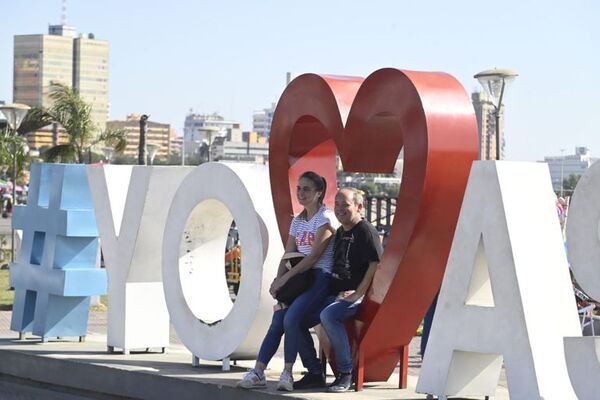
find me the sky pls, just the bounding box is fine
[1,0,598,161]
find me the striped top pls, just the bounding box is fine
[288,206,338,273]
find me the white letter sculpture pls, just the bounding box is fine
[162,162,281,364]
[564,160,600,400]
[417,161,580,399]
[87,165,194,354]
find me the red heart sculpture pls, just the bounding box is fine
[269,68,478,386]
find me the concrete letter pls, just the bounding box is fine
[564,160,600,400]
[417,161,580,400]
[87,165,193,352]
[162,162,281,360]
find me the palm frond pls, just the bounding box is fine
[96,128,128,154]
[17,107,54,135]
[42,144,76,163]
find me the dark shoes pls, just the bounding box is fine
[293,372,326,390]
[328,372,353,392]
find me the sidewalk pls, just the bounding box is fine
[0,310,510,399]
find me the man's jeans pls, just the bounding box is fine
[319,295,363,374]
[256,269,330,374]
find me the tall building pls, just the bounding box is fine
[471,91,505,160]
[252,103,275,138]
[73,35,109,131]
[183,112,240,158]
[13,23,109,132]
[106,114,171,161]
[542,147,597,193]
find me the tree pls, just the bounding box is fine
[562,174,581,196]
[35,83,126,164]
[0,106,52,184]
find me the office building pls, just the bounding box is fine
[183,112,241,158]
[252,103,275,138]
[73,35,109,131]
[106,114,170,160]
[13,23,109,133]
[471,91,505,160]
[542,147,597,193]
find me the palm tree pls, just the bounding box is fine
[0,106,52,185]
[39,83,126,163]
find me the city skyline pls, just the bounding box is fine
[1,0,598,162]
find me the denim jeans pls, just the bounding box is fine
[319,295,363,374]
[420,291,439,357]
[256,269,330,374]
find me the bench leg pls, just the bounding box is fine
[355,348,365,391]
[399,344,409,389]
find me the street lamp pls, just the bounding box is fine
[146,143,160,165]
[474,69,518,160]
[0,103,31,263]
[560,148,565,197]
[101,147,114,163]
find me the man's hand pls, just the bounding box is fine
[336,290,357,301]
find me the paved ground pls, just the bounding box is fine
[0,309,511,399]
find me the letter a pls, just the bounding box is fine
[417,161,580,400]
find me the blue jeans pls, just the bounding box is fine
[319,295,362,374]
[420,292,439,357]
[256,269,330,374]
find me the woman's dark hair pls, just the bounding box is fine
[299,171,327,205]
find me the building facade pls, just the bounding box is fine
[183,112,241,158]
[73,35,109,131]
[106,114,170,161]
[13,24,109,133]
[252,103,275,138]
[471,92,505,160]
[542,147,597,194]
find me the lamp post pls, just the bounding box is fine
[101,147,114,163]
[474,69,518,160]
[560,148,565,197]
[146,143,160,165]
[0,103,31,263]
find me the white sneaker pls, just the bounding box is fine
[277,370,294,391]
[236,368,266,389]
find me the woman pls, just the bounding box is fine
[237,171,337,391]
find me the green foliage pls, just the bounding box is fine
[562,174,581,196]
[0,269,13,311]
[22,83,127,164]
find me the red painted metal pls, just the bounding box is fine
[269,68,478,385]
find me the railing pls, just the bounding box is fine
[364,195,396,233]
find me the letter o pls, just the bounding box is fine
[566,161,600,301]
[162,162,281,360]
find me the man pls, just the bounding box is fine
[319,187,383,392]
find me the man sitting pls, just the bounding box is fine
[319,188,383,392]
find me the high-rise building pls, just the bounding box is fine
[106,114,171,161]
[541,147,597,193]
[73,35,109,131]
[471,91,505,160]
[183,112,240,158]
[13,23,109,133]
[252,103,275,138]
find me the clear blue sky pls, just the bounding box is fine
[1,0,598,161]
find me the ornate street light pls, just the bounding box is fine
[0,103,31,262]
[146,143,160,165]
[474,69,518,160]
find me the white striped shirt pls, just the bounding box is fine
[288,206,338,273]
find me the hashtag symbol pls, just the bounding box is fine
[10,164,106,342]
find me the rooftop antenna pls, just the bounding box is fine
[61,0,67,25]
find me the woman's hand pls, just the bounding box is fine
[269,276,288,298]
